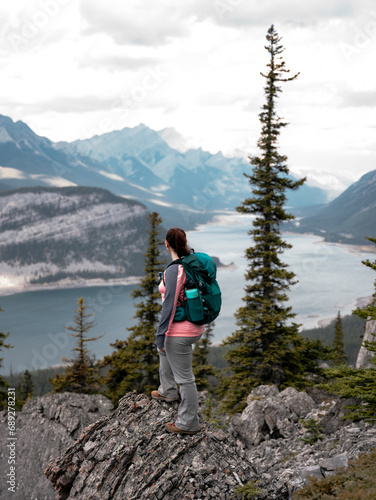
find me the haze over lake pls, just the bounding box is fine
[1,214,374,374]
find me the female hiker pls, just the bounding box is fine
[152,227,204,435]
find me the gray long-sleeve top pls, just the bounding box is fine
[155,263,179,349]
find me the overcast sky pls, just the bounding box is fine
[0,0,375,196]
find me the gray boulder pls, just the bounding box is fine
[229,385,315,447]
[0,392,113,500]
[319,453,348,476]
[280,386,316,420]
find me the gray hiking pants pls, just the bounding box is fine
[157,334,202,431]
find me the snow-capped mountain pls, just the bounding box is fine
[58,123,254,216]
[0,114,328,229]
[157,127,197,152]
[0,115,179,226]
[0,186,150,292]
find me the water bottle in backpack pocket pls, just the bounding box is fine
[185,288,204,323]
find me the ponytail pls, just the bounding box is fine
[165,227,193,258]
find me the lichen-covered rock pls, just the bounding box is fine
[0,392,113,500]
[45,392,256,500]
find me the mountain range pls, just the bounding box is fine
[291,168,376,245]
[0,115,376,280]
[0,114,328,229]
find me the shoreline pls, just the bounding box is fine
[195,215,376,256]
[0,260,236,298]
[283,230,376,255]
[0,276,142,297]
[0,226,374,298]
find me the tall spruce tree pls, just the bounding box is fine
[220,25,329,413]
[102,212,166,402]
[50,297,102,394]
[192,322,216,390]
[332,311,347,366]
[0,308,13,410]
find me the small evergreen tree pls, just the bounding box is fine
[102,212,166,402]
[0,308,13,410]
[192,323,217,390]
[18,369,34,404]
[50,297,102,394]
[332,311,347,366]
[219,25,329,413]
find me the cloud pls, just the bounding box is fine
[0,1,75,56]
[0,165,76,187]
[78,0,363,49]
[98,170,125,181]
[32,175,77,188]
[80,0,192,46]
[189,0,359,28]
[197,92,247,107]
[289,165,352,196]
[78,54,159,72]
[8,95,121,115]
[339,89,376,108]
[1,0,374,191]
[0,166,26,179]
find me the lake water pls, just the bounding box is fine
[1,213,375,374]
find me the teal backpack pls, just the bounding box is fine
[167,252,222,325]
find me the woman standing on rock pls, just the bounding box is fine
[152,227,204,435]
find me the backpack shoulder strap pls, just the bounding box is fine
[165,256,197,285]
[165,255,206,287]
[166,258,183,270]
[162,258,182,285]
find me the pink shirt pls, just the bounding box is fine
[159,263,204,338]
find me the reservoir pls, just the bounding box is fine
[1,214,374,374]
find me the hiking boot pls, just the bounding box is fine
[151,390,180,402]
[165,422,200,435]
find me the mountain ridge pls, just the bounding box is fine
[0,114,328,228]
[0,185,150,292]
[292,168,376,245]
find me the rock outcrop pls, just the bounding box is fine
[44,387,376,500]
[229,385,376,497]
[45,392,256,499]
[356,319,376,368]
[0,393,113,500]
[3,386,376,499]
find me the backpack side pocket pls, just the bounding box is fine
[186,288,204,323]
